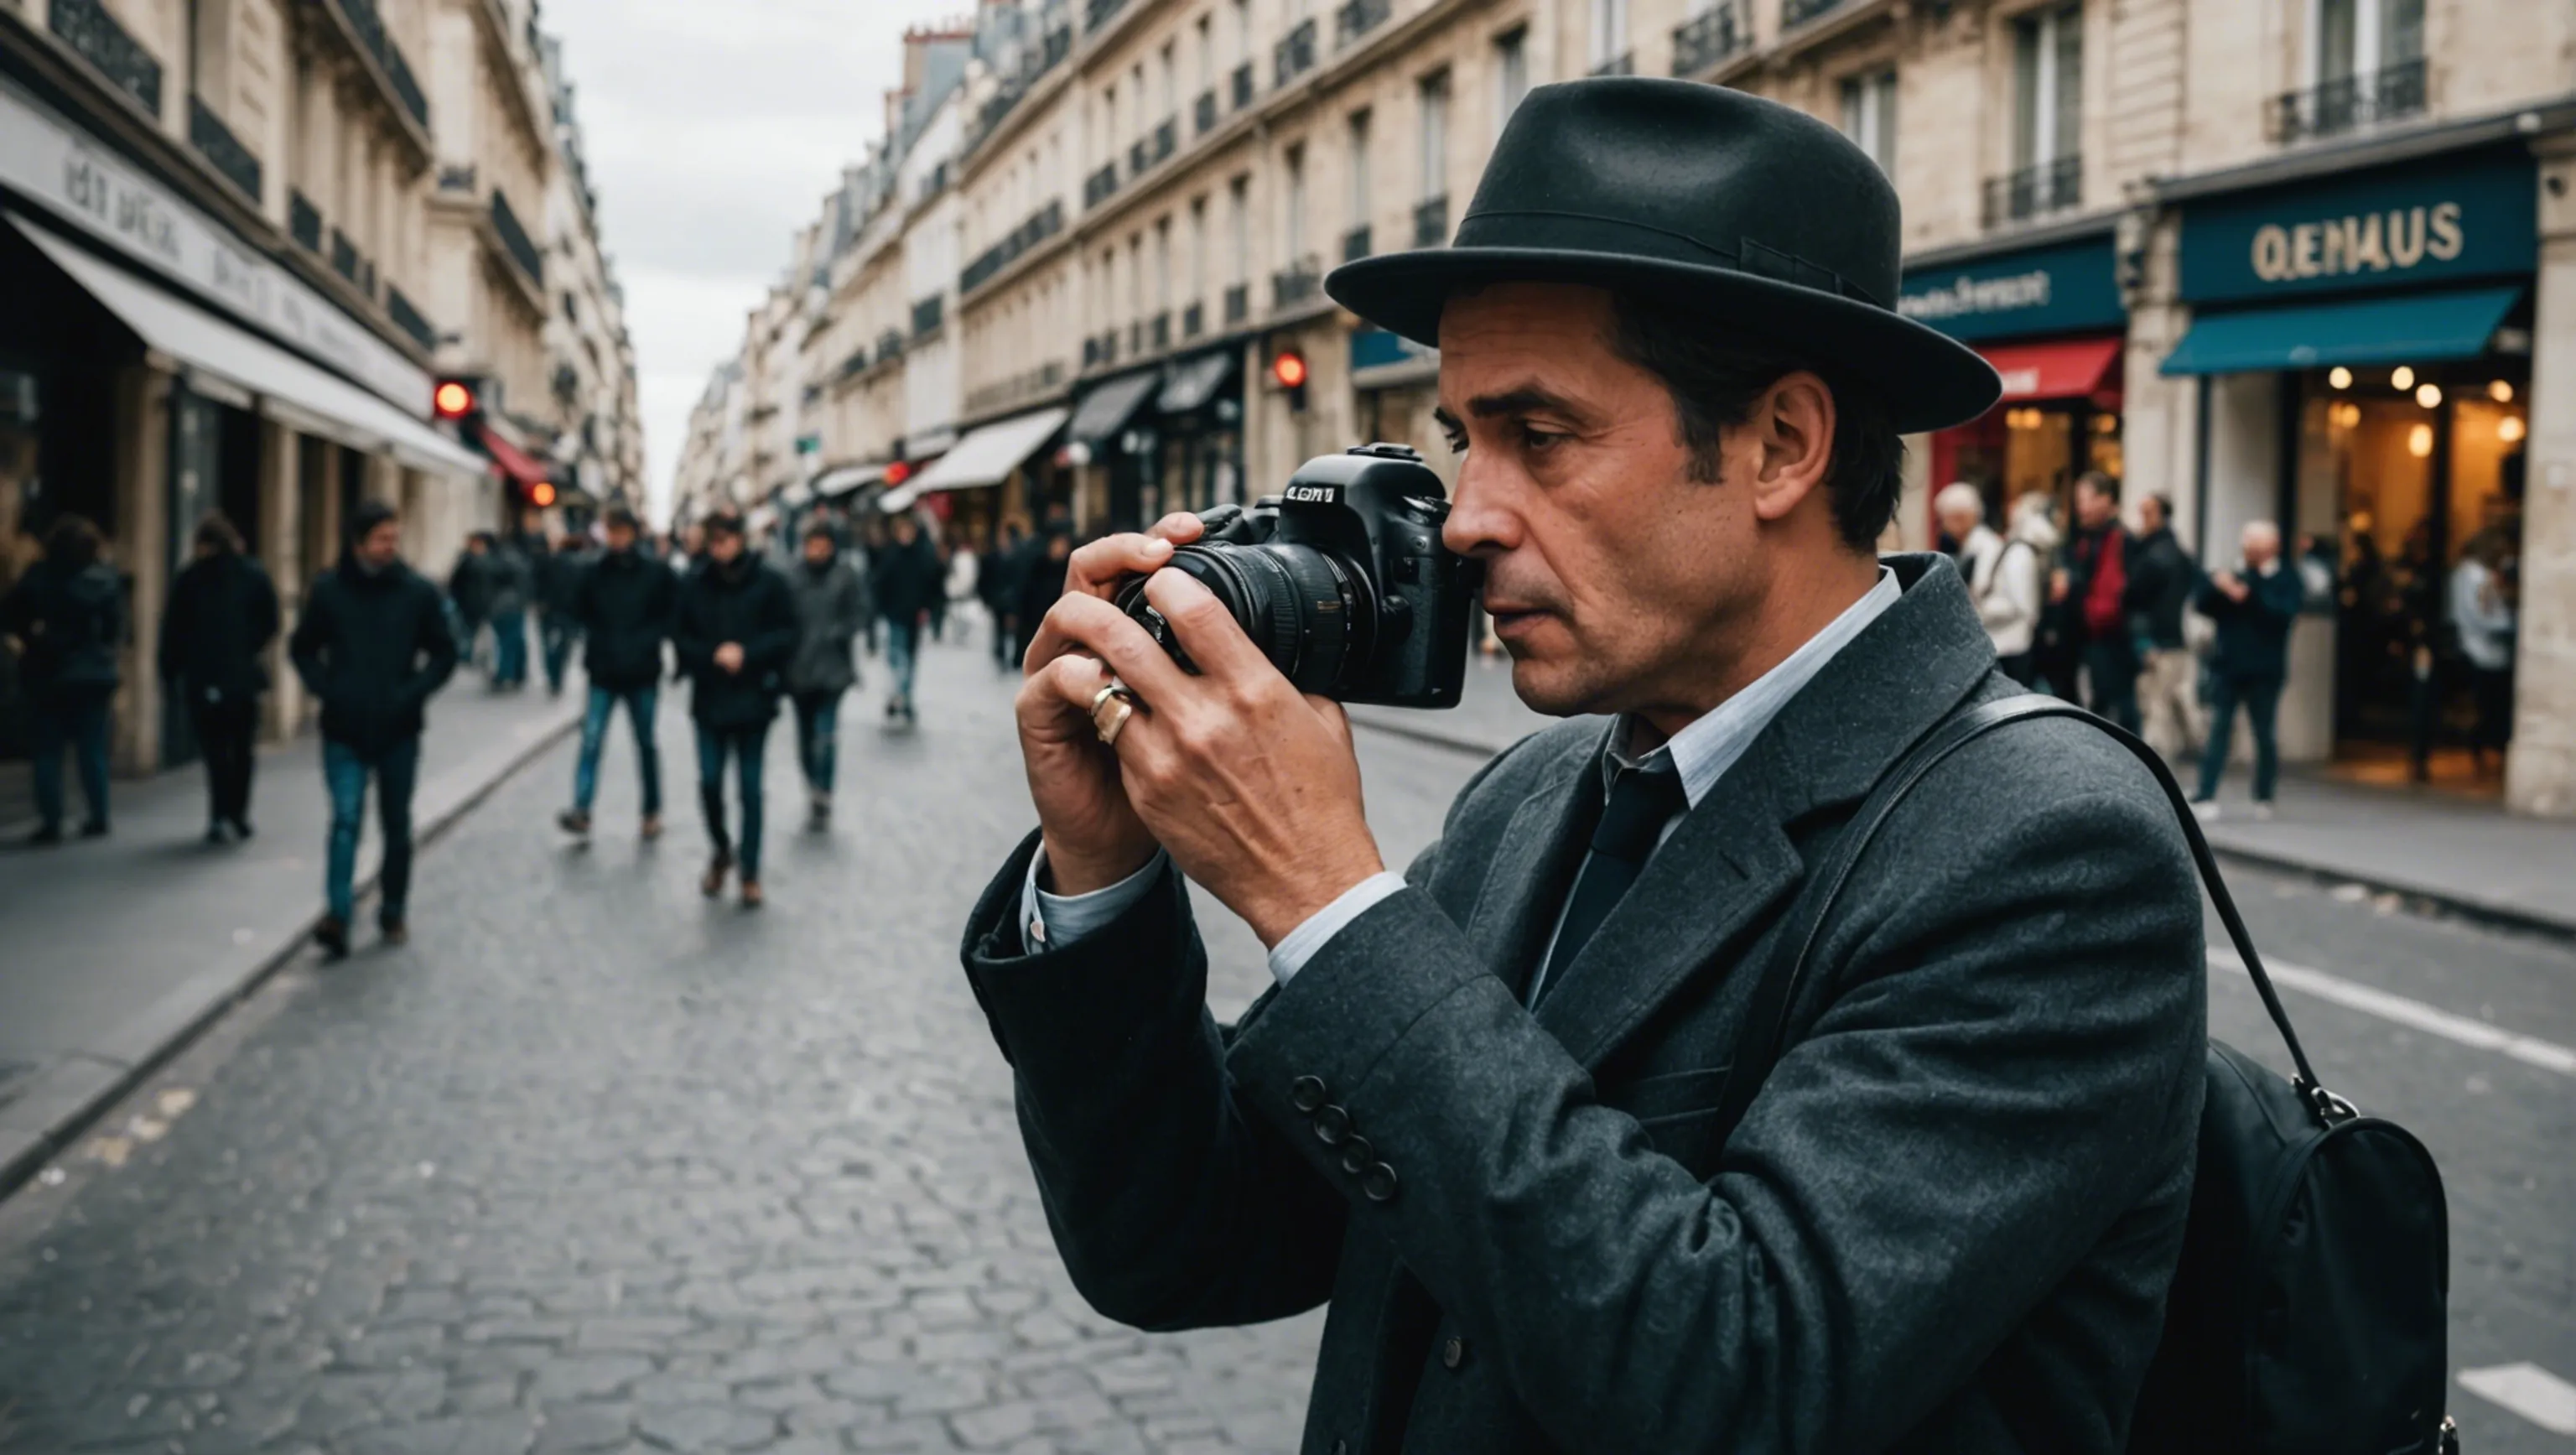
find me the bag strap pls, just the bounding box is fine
[1709,694,2342,1144]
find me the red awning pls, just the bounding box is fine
[1978,337,2124,403]
[475,423,554,487]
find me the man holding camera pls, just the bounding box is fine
[963,81,2205,1452]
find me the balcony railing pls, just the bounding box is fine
[1275,19,1318,87]
[1342,224,1373,262]
[1183,301,1205,338]
[1223,283,1249,325]
[1083,162,1120,209]
[1195,89,1219,135]
[387,285,438,353]
[1589,51,1635,77]
[490,188,544,286]
[1335,0,1392,47]
[1231,62,1256,111]
[2268,59,2428,145]
[1413,195,1450,247]
[1155,117,1177,162]
[50,0,162,117]
[1083,0,1128,30]
[330,0,431,133]
[911,294,945,338]
[187,96,262,201]
[1273,256,1322,311]
[288,190,324,252]
[1982,154,2082,229]
[875,329,906,364]
[960,198,1067,294]
[328,227,364,289]
[1781,0,1848,26]
[1671,2,1752,75]
[436,162,477,195]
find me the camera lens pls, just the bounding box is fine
[1116,542,1376,692]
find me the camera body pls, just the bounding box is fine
[1114,443,1473,709]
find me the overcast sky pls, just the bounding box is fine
[541,0,968,518]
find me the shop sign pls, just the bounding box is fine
[1898,236,2124,342]
[2178,148,2537,305]
[0,76,432,413]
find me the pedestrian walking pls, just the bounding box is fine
[535,533,589,698]
[2064,470,2141,732]
[2449,530,2517,775]
[288,500,458,957]
[158,513,280,844]
[2127,493,2204,761]
[673,511,797,907]
[0,514,122,843]
[1935,483,2041,686]
[786,521,866,828]
[978,522,1026,671]
[558,507,675,841]
[1014,527,1072,668]
[445,533,495,673]
[870,512,940,722]
[2192,519,2305,821]
[486,532,535,690]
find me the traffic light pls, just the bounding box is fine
[529,481,558,509]
[1271,349,1308,413]
[884,460,912,487]
[432,379,476,421]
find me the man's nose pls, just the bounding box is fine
[1441,458,1519,560]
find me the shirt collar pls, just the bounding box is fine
[1602,567,1903,808]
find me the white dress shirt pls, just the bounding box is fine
[1021,569,1902,985]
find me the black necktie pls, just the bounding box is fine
[1530,765,1687,1006]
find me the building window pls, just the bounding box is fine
[1348,110,1371,228]
[1495,29,1530,126]
[2012,3,2081,174]
[1228,174,1250,283]
[1418,70,1449,201]
[1588,0,1629,70]
[1197,13,1214,87]
[1232,0,1252,64]
[1190,195,1208,303]
[1155,216,1172,311]
[2316,0,2425,85]
[1839,70,1895,174]
[1285,143,1307,261]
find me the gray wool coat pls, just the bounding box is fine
[959,554,2208,1454]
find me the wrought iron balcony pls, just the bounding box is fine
[1183,301,1205,338]
[1275,19,1318,88]
[1083,0,1128,31]
[1413,195,1450,247]
[329,227,363,288]
[436,162,478,195]
[489,188,544,286]
[1272,256,1322,311]
[1589,51,1634,77]
[911,294,945,339]
[875,329,906,363]
[1335,0,1392,47]
[1083,163,1120,209]
[288,190,324,253]
[1781,0,1847,26]
[1671,2,1752,75]
[1041,24,1073,69]
[1982,154,2082,229]
[1223,283,1249,325]
[1195,89,1219,135]
[187,96,262,201]
[1342,224,1373,262]
[50,0,162,117]
[330,0,431,133]
[2268,59,2427,145]
[387,285,437,353]
[1155,117,1177,162]
[1231,62,1256,111]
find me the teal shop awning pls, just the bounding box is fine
[2160,287,2521,376]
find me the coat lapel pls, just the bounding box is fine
[1461,721,1614,1004]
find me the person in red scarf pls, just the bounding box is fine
[2063,471,2141,732]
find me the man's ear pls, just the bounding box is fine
[1748,371,1836,527]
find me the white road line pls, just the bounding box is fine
[2206,947,2576,1078]
[2458,1362,2576,1436]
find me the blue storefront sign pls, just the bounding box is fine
[2178,147,2537,305]
[1897,236,2125,342]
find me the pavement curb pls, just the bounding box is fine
[0,710,582,1202]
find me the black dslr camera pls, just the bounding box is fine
[1112,443,1474,709]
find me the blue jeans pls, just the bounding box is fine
[2197,674,2284,804]
[29,687,112,831]
[695,720,771,880]
[540,616,581,694]
[792,690,839,795]
[323,736,421,924]
[574,685,660,815]
[490,611,528,686]
[886,621,919,705]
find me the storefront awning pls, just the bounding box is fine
[2159,287,2523,376]
[475,423,553,487]
[1980,337,2124,402]
[900,406,1069,498]
[1067,370,1161,447]
[813,462,886,499]
[12,216,486,478]
[1158,351,1236,413]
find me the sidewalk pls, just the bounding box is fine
[0,679,580,1193]
[1348,653,2576,941]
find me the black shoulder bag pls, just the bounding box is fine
[1713,695,2457,1455]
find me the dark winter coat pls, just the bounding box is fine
[486,543,536,617]
[446,549,496,622]
[963,554,2206,1455]
[537,544,589,616]
[869,536,943,625]
[289,555,458,760]
[572,548,678,691]
[1015,547,1071,637]
[673,554,798,729]
[158,552,281,705]
[2124,527,2197,651]
[2196,559,2307,683]
[787,554,868,695]
[2,559,125,704]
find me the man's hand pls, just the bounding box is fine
[714,642,745,673]
[1024,537,1383,947]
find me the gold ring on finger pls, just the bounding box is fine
[1092,695,1135,746]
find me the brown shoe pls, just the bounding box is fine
[739,880,764,910]
[378,914,408,946]
[700,852,732,898]
[640,814,662,841]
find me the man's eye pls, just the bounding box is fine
[1519,424,1569,449]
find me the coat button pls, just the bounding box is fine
[1360,1161,1400,1203]
[1290,1075,1327,1112]
[1311,1103,1352,1146]
[1441,1335,1466,1369]
[1337,1134,1375,1177]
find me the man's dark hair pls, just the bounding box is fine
[1607,292,1904,551]
[350,500,400,543]
[2146,491,2174,521]
[193,512,244,555]
[703,510,745,538]
[803,518,839,546]
[44,514,101,569]
[603,506,641,533]
[2077,470,2121,505]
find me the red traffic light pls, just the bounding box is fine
[433,381,475,419]
[1270,351,1309,390]
[884,460,912,486]
[529,481,558,508]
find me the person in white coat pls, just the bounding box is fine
[1937,482,2044,684]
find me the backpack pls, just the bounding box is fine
[1712,694,2457,1455]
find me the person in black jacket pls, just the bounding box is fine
[559,507,675,840]
[289,500,458,957]
[868,511,941,722]
[2191,519,2307,821]
[978,522,1027,671]
[672,510,797,907]
[0,514,123,843]
[445,533,495,672]
[1013,527,1072,669]
[158,513,280,843]
[2125,494,2202,762]
[535,533,589,698]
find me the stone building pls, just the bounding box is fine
[537,29,641,515]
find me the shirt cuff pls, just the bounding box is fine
[1021,847,1168,953]
[1266,871,1409,986]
